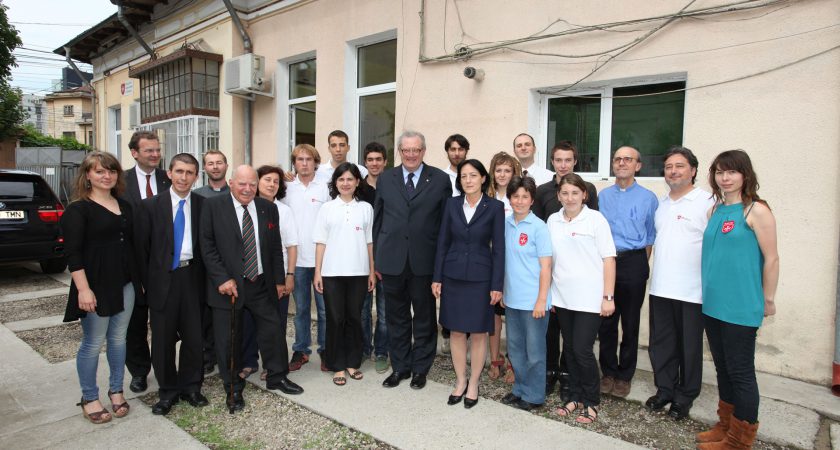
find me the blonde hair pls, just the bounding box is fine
[487,151,522,198]
[73,151,125,202]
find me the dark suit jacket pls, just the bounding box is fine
[200,195,284,310]
[123,166,171,206]
[432,195,505,291]
[373,164,452,276]
[136,190,206,312]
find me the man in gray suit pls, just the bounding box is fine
[374,130,452,390]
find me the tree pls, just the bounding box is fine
[0,4,21,82]
[0,82,25,140]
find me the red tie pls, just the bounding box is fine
[145,174,153,198]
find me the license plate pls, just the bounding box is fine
[0,210,24,219]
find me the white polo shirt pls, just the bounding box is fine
[312,197,373,277]
[521,163,553,186]
[548,206,616,314]
[273,199,299,274]
[495,192,512,217]
[281,176,330,267]
[315,160,368,184]
[649,187,715,304]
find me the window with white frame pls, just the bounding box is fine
[140,116,219,188]
[109,106,122,160]
[289,58,316,148]
[541,77,686,178]
[356,39,396,168]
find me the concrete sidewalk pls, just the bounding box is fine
[1,266,838,449]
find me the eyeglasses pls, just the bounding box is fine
[613,156,637,164]
[400,147,423,155]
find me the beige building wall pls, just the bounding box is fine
[44,95,92,143]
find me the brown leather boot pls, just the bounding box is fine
[696,400,734,443]
[697,417,759,450]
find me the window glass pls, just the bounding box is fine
[290,59,316,99]
[138,56,220,123]
[291,101,316,147]
[546,95,601,173]
[358,40,397,88]
[359,92,396,168]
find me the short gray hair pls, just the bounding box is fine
[397,130,426,150]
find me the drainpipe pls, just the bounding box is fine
[64,47,96,151]
[833,232,840,396]
[222,0,252,166]
[116,1,156,60]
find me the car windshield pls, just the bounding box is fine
[0,178,53,201]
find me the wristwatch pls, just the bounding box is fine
[602,295,614,302]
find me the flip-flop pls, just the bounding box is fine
[348,370,364,380]
[333,375,347,386]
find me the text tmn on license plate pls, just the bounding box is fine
[0,210,24,219]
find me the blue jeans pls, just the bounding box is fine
[78,283,135,401]
[505,307,549,404]
[292,267,326,354]
[361,281,388,358]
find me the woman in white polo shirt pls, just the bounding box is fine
[548,173,616,424]
[313,162,376,386]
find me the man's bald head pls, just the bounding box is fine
[230,164,258,204]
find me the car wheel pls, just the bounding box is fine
[39,258,67,274]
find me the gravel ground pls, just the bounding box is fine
[427,354,788,450]
[141,375,395,450]
[0,295,67,323]
[15,322,86,363]
[0,266,65,294]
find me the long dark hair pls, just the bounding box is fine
[708,149,768,208]
[455,159,490,195]
[256,165,288,200]
[328,162,363,200]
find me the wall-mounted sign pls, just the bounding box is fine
[121,80,134,96]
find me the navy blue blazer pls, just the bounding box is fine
[432,195,505,291]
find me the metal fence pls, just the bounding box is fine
[15,147,84,205]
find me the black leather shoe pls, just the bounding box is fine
[129,375,147,393]
[447,382,468,405]
[151,397,179,415]
[645,394,671,412]
[410,373,427,390]
[464,389,479,409]
[225,391,245,412]
[513,399,542,411]
[180,392,209,407]
[266,376,304,395]
[545,370,558,396]
[382,371,411,388]
[668,402,690,420]
[501,392,521,405]
[558,372,572,402]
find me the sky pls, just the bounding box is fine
[4,0,116,95]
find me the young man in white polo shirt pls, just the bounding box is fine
[512,133,553,186]
[646,146,715,420]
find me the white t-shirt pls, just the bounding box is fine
[649,187,715,303]
[521,163,553,186]
[273,199,299,274]
[312,197,373,277]
[443,166,459,197]
[315,160,368,184]
[495,192,512,217]
[281,177,330,267]
[548,206,616,313]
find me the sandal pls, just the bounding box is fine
[77,398,112,424]
[488,358,505,380]
[503,355,515,384]
[347,369,364,381]
[108,390,130,418]
[555,401,581,417]
[333,374,347,386]
[239,366,258,379]
[575,405,599,424]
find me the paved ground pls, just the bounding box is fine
[1,263,838,449]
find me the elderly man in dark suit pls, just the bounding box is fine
[200,165,303,412]
[136,153,208,416]
[374,130,452,390]
[123,130,171,394]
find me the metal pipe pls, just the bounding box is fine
[116,1,156,59]
[222,0,253,165]
[64,46,96,150]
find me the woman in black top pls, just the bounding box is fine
[62,151,140,424]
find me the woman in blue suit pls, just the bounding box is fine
[432,159,505,409]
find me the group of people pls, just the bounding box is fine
[62,128,777,449]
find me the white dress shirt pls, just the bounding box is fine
[463,195,482,223]
[170,188,193,262]
[135,167,158,200]
[521,162,553,186]
[231,194,263,276]
[443,166,459,196]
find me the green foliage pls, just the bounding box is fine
[19,124,92,150]
[0,4,21,82]
[0,83,25,140]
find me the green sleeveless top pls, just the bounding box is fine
[701,202,765,327]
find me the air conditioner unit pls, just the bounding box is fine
[225,53,265,94]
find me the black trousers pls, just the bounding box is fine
[545,309,568,374]
[202,301,216,367]
[323,276,367,371]
[704,314,760,423]
[242,294,290,369]
[150,265,203,401]
[557,307,601,407]
[648,295,704,405]
[598,249,649,381]
[126,303,151,378]
[382,265,437,375]
[212,275,290,390]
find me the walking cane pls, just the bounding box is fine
[228,294,237,414]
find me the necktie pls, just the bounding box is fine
[145,174,153,198]
[406,172,415,195]
[171,199,186,270]
[241,204,259,281]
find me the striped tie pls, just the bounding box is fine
[241,204,258,281]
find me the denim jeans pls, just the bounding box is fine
[78,282,135,401]
[505,307,549,404]
[292,267,326,354]
[361,281,388,358]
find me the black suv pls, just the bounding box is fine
[0,169,67,273]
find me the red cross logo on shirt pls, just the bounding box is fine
[519,233,528,246]
[722,220,735,234]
